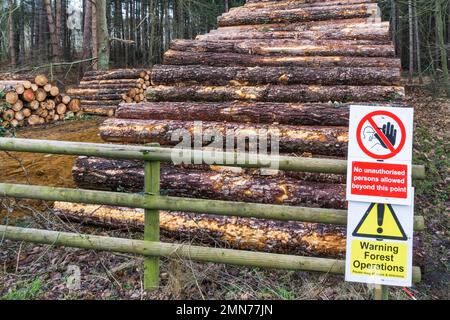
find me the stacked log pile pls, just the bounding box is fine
[0,75,81,128]
[57,0,407,256]
[68,69,151,116]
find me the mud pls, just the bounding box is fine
[0,119,104,218]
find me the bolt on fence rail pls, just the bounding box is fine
[0,138,426,299]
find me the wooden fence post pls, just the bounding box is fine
[374,285,389,300]
[144,143,161,291]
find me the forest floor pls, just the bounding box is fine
[0,91,448,300]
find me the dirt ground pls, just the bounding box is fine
[0,93,448,300]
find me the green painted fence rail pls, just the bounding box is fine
[0,137,426,299]
[0,138,427,178]
[0,183,426,231]
[0,225,422,284]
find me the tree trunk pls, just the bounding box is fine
[44,0,61,61]
[72,157,347,209]
[151,65,401,86]
[53,202,347,257]
[99,118,349,156]
[146,85,405,103]
[435,0,450,97]
[92,0,98,70]
[81,0,93,71]
[163,50,401,68]
[8,0,16,68]
[96,0,109,70]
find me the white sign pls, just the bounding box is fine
[345,197,414,287]
[348,106,414,162]
[346,106,414,206]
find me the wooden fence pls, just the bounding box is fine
[0,138,426,299]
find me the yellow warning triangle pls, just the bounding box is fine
[352,203,407,241]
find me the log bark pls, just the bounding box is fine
[242,0,376,11]
[146,85,405,103]
[99,118,348,156]
[81,105,116,116]
[213,19,386,34]
[53,202,346,257]
[151,65,400,86]
[198,28,389,42]
[80,100,121,106]
[67,88,129,95]
[163,50,401,68]
[82,69,147,81]
[72,157,347,209]
[170,39,394,57]
[218,3,378,27]
[116,101,353,126]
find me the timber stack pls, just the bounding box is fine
[0,74,81,128]
[68,69,151,116]
[58,0,407,257]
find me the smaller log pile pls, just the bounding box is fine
[121,70,152,104]
[0,75,81,128]
[69,69,151,117]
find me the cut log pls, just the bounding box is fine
[22,89,35,103]
[53,202,347,257]
[14,111,24,121]
[35,88,47,102]
[23,80,32,89]
[100,118,348,156]
[212,20,388,36]
[68,99,81,112]
[43,84,52,92]
[61,95,71,105]
[31,84,39,92]
[82,69,147,81]
[29,100,40,110]
[70,94,124,100]
[11,100,23,111]
[241,0,376,11]
[22,108,31,117]
[218,3,378,27]
[163,50,401,68]
[67,88,129,95]
[146,85,405,103]
[151,65,400,86]
[34,74,49,87]
[116,101,354,126]
[15,84,25,95]
[79,100,121,107]
[170,39,393,56]
[5,91,19,104]
[81,105,116,117]
[73,157,347,209]
[2,109,15,121]
[56,103,67,115]
[50,86,60,97]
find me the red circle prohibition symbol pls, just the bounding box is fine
[356,110,407,160]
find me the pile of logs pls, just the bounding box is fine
[68,69,151,117]
[56,0,408,256]
[0,75,81,128]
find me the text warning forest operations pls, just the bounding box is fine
[346,106,414,205]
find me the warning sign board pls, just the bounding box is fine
[348,106,414,162]
[347,159,412,205]
[347,106,414,205]
[345,199,414,287]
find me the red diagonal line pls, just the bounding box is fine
[367,117,396,153]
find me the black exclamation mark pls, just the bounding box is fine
[377,204,385,234]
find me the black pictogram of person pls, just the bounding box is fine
[363,122,398,150]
